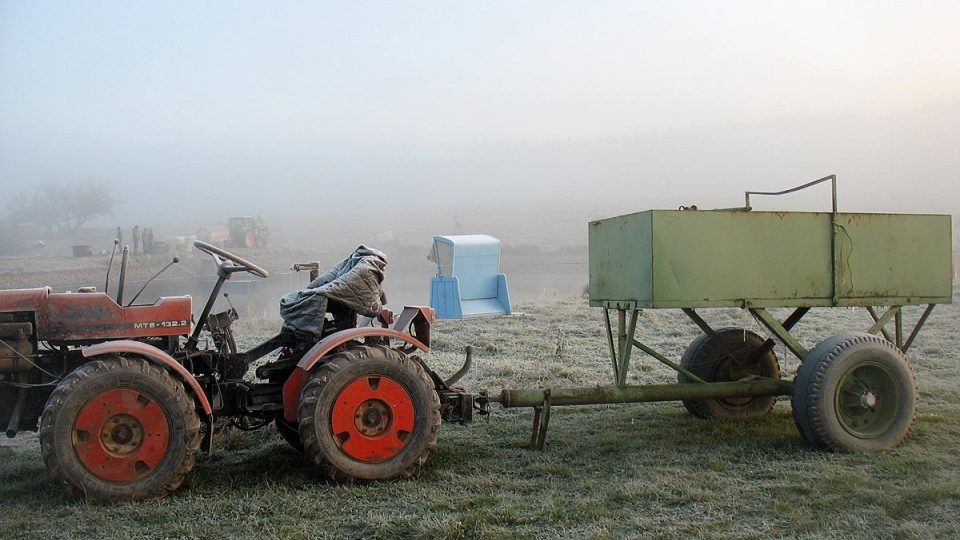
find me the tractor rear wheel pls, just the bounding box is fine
[679,328,781,418]
[297,345,441,482]
[792,333,917,452]
[39,356,201,501]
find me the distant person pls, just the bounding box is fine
[144,228,154,254]
[132,225,140,255]
[116,226,123,246]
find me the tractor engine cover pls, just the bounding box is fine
[0,288,193,342]
[35,291,193,342]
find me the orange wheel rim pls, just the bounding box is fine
[330,376,415,463]
[72,388,170,482]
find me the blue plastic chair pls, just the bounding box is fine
[429,235,511,319]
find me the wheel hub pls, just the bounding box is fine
[836,361,900,439]
[101,414,144,455]
[355,400,391,436]
[331,376,415,463]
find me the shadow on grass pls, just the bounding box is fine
[0,403,813,506]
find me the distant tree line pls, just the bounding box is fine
[6,179,117,235]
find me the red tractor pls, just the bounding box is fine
[0,241,482,501]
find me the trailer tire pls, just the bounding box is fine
[39,356,201,502]
[792,333,917,452]
[679,328,781,418]
[297,345,441,482]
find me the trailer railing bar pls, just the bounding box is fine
[632,339,708,384]
[529,405,542,449]
[867,306,901,336]
[603,309,619,383]
[751,307,809,363]
[616,309,626,385]
[902,304,936,353]
[681,308,718,338]
[616,310,639,387]
[865,306,894,342]
[895,309,903,349]
[744,174,837,214]
[749,308,809,360]
[681,308,757,370]
[713,205,753,212]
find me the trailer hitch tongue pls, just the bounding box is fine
[444,346,473,387]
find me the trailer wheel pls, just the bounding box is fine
[297,345,441,482]
[792,333,917,452]
[39,356,201,501]
[679,328,781,418]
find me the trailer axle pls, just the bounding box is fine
[490,379,793,450]
[492,379,793,409]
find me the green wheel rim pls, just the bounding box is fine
[834,361,901,439]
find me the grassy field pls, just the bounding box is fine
[1,285,958,538]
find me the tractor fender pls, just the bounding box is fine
[82,340,213,416]
[282,327,429,423]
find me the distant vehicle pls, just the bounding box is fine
[196,216,268,249]
[228,216,268,248]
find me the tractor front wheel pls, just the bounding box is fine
[297,345,441,482]
[39,357,201,501]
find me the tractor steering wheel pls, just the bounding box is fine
[193,240,269,278]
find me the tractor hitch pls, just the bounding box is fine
[435,347,489,424]
[439,389,490,425]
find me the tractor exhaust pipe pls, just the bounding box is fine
[5,387,26,438]
[104,239,119,293]
[116,245,129,305]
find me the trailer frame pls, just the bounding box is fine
[491,176,949,450]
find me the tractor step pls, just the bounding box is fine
[255,357,298,381]
[241,382,284,412]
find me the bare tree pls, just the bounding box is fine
[7,179,117,234]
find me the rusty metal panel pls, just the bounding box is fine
[588,211,652,309]
[650,211,833,307]
[834,213,953,302]
[38,293,192,341]
[0,288,50,313]
[589,210,952,309]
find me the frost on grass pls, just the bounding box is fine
[0,254,958,539]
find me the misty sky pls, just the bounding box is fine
[1,1,958,226]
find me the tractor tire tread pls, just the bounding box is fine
[39,356,202,501]
[297,345,440,483]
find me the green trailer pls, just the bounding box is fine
[491,176,953,452]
